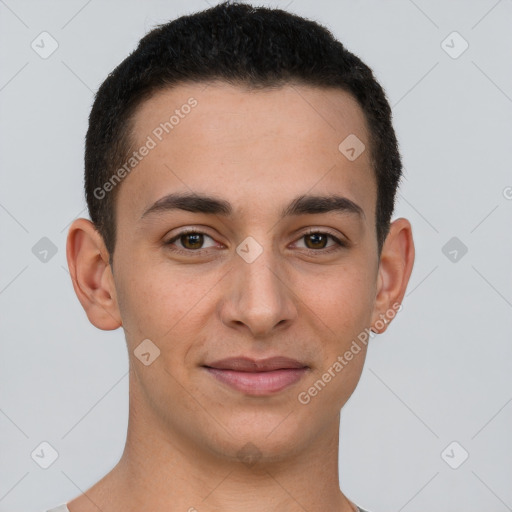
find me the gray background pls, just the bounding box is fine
[1,1,511,511]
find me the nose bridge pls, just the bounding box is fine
[223,233,296,335]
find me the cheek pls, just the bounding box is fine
[297,271,372,413]
[114,260,217,347]
[297,265,374,337]
[113,257,166,341]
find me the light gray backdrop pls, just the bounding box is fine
[1,1,511,511]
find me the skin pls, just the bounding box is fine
[66,81,415,512]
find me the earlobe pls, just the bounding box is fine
[66,218,122,330]
[371,217,415,334]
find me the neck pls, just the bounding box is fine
[67,378,358,512]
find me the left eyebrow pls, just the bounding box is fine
[281,194,365,220]
[140,192,365,221]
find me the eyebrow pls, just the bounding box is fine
[140,192,365,221]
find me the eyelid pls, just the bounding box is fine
[293,228,348,249]
[164,227,348,255]
[165,228,220,251]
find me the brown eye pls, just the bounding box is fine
[165,231,217,253]
[295,230,345,252]
[304,232,329,249]
[180,232,204,249]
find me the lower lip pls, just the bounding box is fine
[204,367,308,395]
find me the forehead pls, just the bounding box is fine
[119,81,376,224]
[132,81,370,151]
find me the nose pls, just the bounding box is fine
[219,243,298,338]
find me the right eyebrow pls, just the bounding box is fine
[140,192,232,219]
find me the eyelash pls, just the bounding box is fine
[164,228,347,256]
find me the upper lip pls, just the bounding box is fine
[203,356,308,372]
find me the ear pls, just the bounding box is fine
[371,217,415,333]
[66,218,122,330]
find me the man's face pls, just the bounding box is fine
[112,82,380,461]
